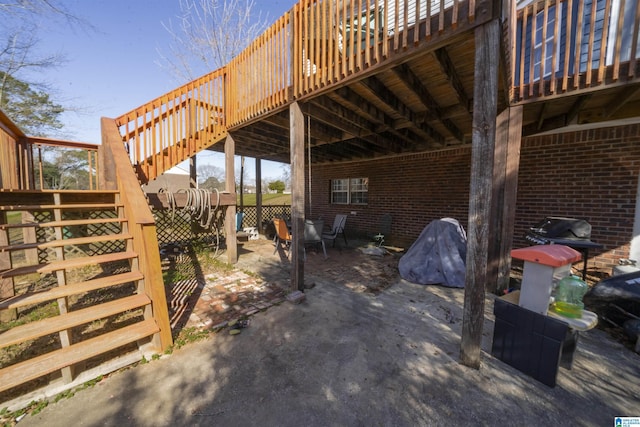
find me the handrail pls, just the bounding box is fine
[114,68,227,184]
[101,117,172,351]
[0,110,30,190]
[30,139,100,191]
[511,0,640,102]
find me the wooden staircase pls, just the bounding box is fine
[0,189,168,397]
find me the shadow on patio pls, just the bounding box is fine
[163,237,403,336]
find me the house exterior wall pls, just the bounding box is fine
[309,123,640,277]
[309,147,471,247]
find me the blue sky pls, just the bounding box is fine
[33,0,296,182]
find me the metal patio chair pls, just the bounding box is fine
[304,219,327,260]
[322,214,348,247]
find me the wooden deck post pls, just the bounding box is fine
[256,158,263,234]
[488,106,523,294]
[225,134,238,264]
[189,154,197,188]
[460,18,501,369]
[0,211,16,322]
[290,102,305,291]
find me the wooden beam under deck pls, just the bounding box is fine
[146,192,236,210]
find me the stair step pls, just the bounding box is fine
[0,217,125,230]
[0,293,151,349]
[0,271,144,310]
[0,233,132,252]
[0,318,159,393]
[0,251,138,279]
[0,203,123,211]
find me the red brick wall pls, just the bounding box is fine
[310,123,640,276]
[309,147,471,247]
[515,124,640,276]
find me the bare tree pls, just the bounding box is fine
[157,0,269,82]
[280,163,291,191]
[198,163,225,182]
[0,0,89,83]
[0,1,92,136]
[0,1,82,20]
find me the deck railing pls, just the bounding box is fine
[1,110,99,191]
[292,0,471,97]
[29,137,99,191]
[116,0,480,182]
[227,13,292,127]
[114,0,640,171]
[511,0,640,102]
[0,109,30,190]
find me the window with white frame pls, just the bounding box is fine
[331,177,368,205]
[349,177,368,204]
[331,179,349,204]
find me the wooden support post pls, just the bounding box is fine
[460,19,500,369]
[53,192,76,383]
[189,154,197,188]
[189,154,198,239]
[21,211,38,265]
[0,211,16,322]
[290,102,305,291]
[488,106,523,294]
[256,158,263,233]
[239,156,245,213]
[225,134,238,264]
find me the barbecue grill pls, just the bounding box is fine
[524,217,603,279]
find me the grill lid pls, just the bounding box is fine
[529,217,592,239]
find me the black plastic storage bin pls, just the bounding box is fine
[492,298,570,387]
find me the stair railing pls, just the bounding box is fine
[114,68,228,184]
[100,117,173,351]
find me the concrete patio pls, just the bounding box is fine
[14,238,640,426]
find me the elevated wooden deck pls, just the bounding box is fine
[114,0,498,183]
[113,0,640,184]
